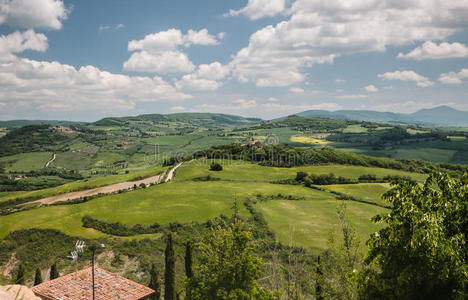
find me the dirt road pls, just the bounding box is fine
[30,163,183,205]
[45,153,56,167]
[165,162,183,182]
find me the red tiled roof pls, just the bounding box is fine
[32,266,154,300]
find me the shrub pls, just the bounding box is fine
[210,162,223,171]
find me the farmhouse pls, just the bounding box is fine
[32,266,154,300]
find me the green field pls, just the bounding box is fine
[0,180,336,239]
[342,124,368,133]
[175,159,427,183]
[323,183,391,206]
[0,152,54,172]
[256,199,386,252]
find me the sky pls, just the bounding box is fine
[1,0,468,121]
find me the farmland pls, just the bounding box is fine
[0,112,466,291]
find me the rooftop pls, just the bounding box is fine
[32,266,154,300]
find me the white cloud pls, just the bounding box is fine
[184,29,219,46]
[398,41,468,60]
[175,62,229,91]
[229,0,468,87]
[225,0,286,20]
[171,105,185,111]
[0,30,48,60]
[438,68,468,84]
[378,70,434,87]
[335,94,367,99]
[123,28,221,74]
[116,24,125,29]
[0,0,69,29]
[190,99,342,118]
[364,84,378,92]
[289,87,304,93]
[124,50,195,74]
[0,31,191,114]
[98,25,110,31]
[267,97,278,102]
[335,78,346,83]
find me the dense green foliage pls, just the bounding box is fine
[34,268,42,286]
[186,221,276,299]
[15,264,25,284]
[209,162,223,171]
[149,264,161,300]
[192,143,455,174]
[0,125,73,157]
[164,233,176,300]
[50,262,59,280]
[358,173,468,299]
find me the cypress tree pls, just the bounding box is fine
[184,242,193,278]
[149,264,161,300]
[34,268,43,286]
[15,264,25,285]
[164,233,175,300]
[50,262,59,280]
[315,256,323,300]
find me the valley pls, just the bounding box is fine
[0,110,466,297]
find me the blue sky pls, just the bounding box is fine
[1,0,468,121]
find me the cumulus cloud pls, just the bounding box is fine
[123,28,221,74]
[190,99,342,118]
[398,41,468,60]
[225,0,286,20]
[364,84,378,92]
[229,0,468,87]
[116,24,125,29]
[0,31,191,114]
[175,62,229,91]
[378,70,434,87]
[438,68,468,84]
[0,0,69,29]
[0,30,48,60]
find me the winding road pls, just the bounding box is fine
[30,162,183,205]
[45,153,56,167]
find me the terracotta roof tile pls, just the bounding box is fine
[32,266,154,300]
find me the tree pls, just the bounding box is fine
[164,233,176,300]
[186,220,276,299]
[34,268,43,286]
[317,202,361,300]
[149,264,161,300]
[358,173,468,299]
[295,171,308,182]
[15,264,25,285]
[185,242,193,278]
[210,163,222,171]
[50,262,59,280]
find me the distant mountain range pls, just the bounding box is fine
[1,106,467,128]
[293,106,468,126]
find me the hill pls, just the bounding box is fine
[93,112,262,129]
[294,106,468,126]
[409,105,468,126]
[0,120,86,127]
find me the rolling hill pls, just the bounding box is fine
[294,106,468,126]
